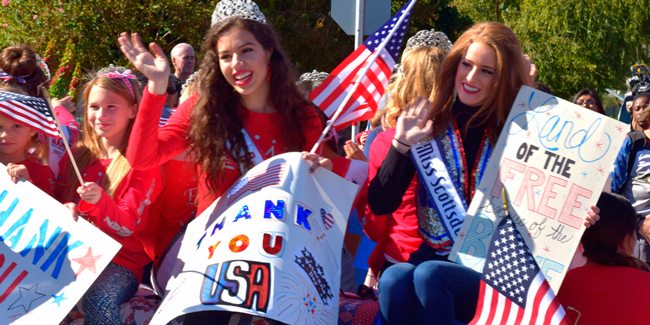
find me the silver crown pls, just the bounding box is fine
[211,0,267,26]
[405,30,452,52]
[298,70,329,84]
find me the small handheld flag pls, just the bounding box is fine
[0,90,60,138]
[309,0,415,152]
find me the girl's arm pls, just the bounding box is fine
[126,89,193,169]
[77,167,162,237]
[118,32,189,169]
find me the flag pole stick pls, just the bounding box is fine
[310,0,417,153]
[350,0,366,143]
[39,86,85,185]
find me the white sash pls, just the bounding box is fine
[411,139,467,242]
[226,129,264,174]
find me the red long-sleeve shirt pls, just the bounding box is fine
[127,89,323,215]
[365,128,422,271]
[141,158,198,263]
[20,158,55,197]
[57,158,162,280]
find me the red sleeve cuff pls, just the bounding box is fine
[144,86,168,101]
[77,192,109,214]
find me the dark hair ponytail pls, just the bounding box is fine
[582,192,649,271]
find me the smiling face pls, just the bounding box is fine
[217,27,272,106]
[454,41,497,107]
[0,114,36,163]
[86,85,136,145]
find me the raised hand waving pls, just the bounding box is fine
[118,32,169,95]
[393,97,434,153]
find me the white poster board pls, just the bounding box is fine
[151,152,359,325]
[450,86,628,292]
[0,163,121,324]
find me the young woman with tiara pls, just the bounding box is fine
[118,0,327,217]
[56,66,162,324]
[364,29,451,279]
[367,22,598,324]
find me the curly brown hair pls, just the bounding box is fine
[189,17,311,193]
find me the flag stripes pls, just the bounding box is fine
[309,0,413,130]
[0,91,60,138]
[226,163,286,205]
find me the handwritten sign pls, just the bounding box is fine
[0,163,121,324]
[450,86,627,292]
[150,152,359,325]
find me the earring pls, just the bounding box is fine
[266,64,272,82]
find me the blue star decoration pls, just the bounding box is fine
[51,292,66,307]
[581,171,588,178]
[9,283,48,314]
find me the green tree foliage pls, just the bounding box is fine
[0,0,470,95]
[0,0,213,94]
[392,0,471,42]
[452,0,650,98]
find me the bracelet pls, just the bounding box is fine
[393,138,411,148]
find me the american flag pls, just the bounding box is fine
[470,217,569,325]
[320,208,334,230]
[226,163,286,205]
[309,0,415,130]
[0,91,60,138]
[159,107,174,127]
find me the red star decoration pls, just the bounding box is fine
[574,111,582,119]
[615,125,624,133]
[73,247,102,277]
[543,246,551,253]
[596,166,605,175]
[458,232,465,239]
[595,142,603,150]
[517,102,526,109]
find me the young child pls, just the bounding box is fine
[0,87,54,196]
[0,44,79,177]
[56,67,162,325]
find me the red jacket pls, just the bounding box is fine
[141,158,198,263]
[364,128,421,273]
[558,263,650,324]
